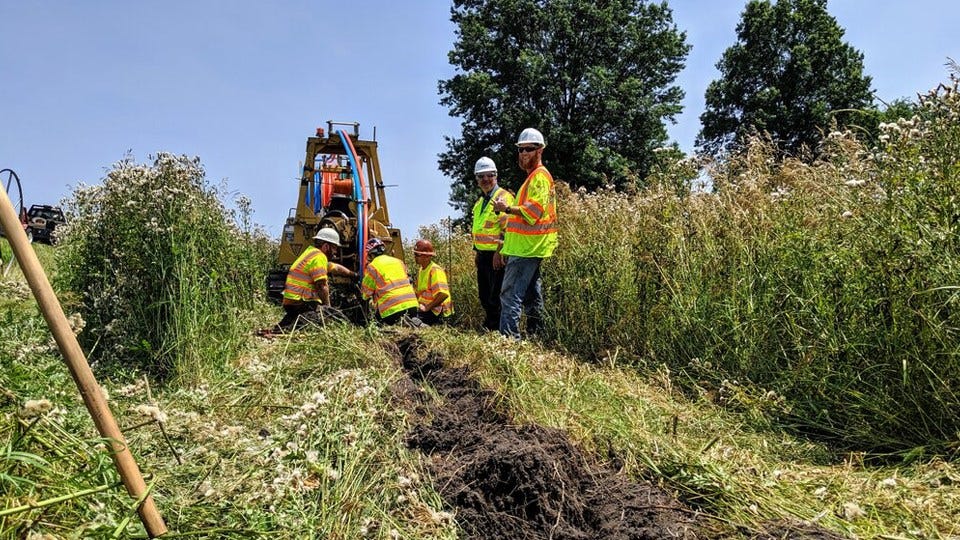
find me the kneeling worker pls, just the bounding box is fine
[413,239,454,325]
[360,238,419,325]
[276,228,357,332]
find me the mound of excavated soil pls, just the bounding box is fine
[394,335,700,539]
[389,335,849,540]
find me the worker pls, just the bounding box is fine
[412,239,454,325]
[471,156,515,330]
[360,238,420,325]
[492,128,558,339]
[276,228,357,332]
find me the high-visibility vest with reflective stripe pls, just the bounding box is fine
[471,186,514,251]
[416,261,454,317]
[283,245,329,302]
[501,165,558,258]
[361,255,419,318]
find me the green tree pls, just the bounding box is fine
[439,0,689,217]
[697,0,873,159]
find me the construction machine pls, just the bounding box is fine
[265,121,403,323]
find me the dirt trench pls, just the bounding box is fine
[389,335,848,540]
[391,335,701,539]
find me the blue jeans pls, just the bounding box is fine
[499,256,544,339]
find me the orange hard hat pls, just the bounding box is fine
[413,239,435,256]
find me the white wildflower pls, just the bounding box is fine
[67,313,86,335]
[117,380,146,397]
[21,399,53,418]
[430,509,455,525]
[813,486,828,499]
[134,404,168,424]
[844,179,865,188]
[324,465,341,481]
[879,477,897,488]
[842,501,866,520]
[398,475,413,488]
[25,532,59,540]
[841,210,854,219]
[305,450,319,464]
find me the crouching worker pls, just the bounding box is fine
[275,228,357,332]
[413,239,454,325]
[360,238,420,325]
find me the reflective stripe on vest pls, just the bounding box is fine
[472,186,514,251]
[416,261,454,316]
[282,246,329,302]
[501,166,558,258]
[361,255,419,318]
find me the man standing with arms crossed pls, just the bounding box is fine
[471,156,514,330]
[492,128,558,339]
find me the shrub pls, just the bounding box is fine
[55,153,275,382]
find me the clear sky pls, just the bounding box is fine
[1,1,955,241]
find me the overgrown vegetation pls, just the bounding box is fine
[443,77,960,456]
[2,75,959,539]
[54,153,275,383]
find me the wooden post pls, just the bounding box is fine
[0,185,167,537]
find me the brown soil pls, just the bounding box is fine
[389,335,849,540]
[393,335,700,539]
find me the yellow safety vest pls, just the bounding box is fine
[283,246,329,302]
[416,261,454,316]
[500,165,558,258]
[471,186,514,251]
[361,255,419,318]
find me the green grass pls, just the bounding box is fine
[1,279,958,537]
[2,314,458,538]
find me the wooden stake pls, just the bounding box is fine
[0,184,168,537]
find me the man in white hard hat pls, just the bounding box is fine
[492,127,558,339]
[275,228,357,332]
[471,156,515,330]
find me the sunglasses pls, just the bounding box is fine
[476,173,496,180]
[517,146,539,154]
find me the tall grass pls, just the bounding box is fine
[55,153,275,383]
[434,78,960,455]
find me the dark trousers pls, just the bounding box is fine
[275,301,319,331]
[418,309,450,326]
[377,307,418,326]
[476,250,505,331]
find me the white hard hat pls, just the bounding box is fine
[474,157,497,175]
[313,228,341,246]
[516,127,546,148]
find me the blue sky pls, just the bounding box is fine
[1,1,955,241]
